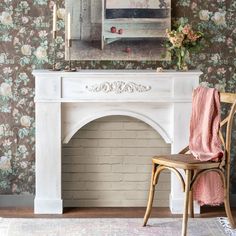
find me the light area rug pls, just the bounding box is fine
[0,217,232,236]
[218,217,236,236]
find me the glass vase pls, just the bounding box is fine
[176,48,188,71]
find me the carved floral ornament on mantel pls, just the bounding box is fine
[85,81,152,94]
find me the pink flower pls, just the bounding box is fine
[168,32,185,48]
[187,30,200,42]
[166,30,184,48]
[166,24,203,51]
[182,24,191,35]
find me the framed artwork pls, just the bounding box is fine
[65,0,171,60]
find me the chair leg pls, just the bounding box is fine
[224,187,236,228]
[189,190,194,218]
[143,163,157,227]
[188,171,194,218]
[182,169,191,236]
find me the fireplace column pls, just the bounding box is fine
[34,102,62,214]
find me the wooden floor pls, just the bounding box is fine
[0,207,235,219]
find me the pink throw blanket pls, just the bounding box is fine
[189,86,224,206]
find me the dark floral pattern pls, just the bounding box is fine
[0,0,235,195]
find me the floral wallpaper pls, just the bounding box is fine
[0,0,235,196]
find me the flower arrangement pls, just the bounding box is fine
[165,23,204,70]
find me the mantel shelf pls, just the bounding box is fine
[33,69,202,76]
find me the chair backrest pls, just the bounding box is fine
[219,92,236,184]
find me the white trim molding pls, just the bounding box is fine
[85,81,152,93]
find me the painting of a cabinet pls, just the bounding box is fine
[66,0,171,60]
[101,0,171,50]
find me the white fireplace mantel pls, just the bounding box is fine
[33,70,201,214]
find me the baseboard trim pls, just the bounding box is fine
[0,195,34,207]
[0,194,235,209]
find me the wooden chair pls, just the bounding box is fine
[143,92,236,236]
